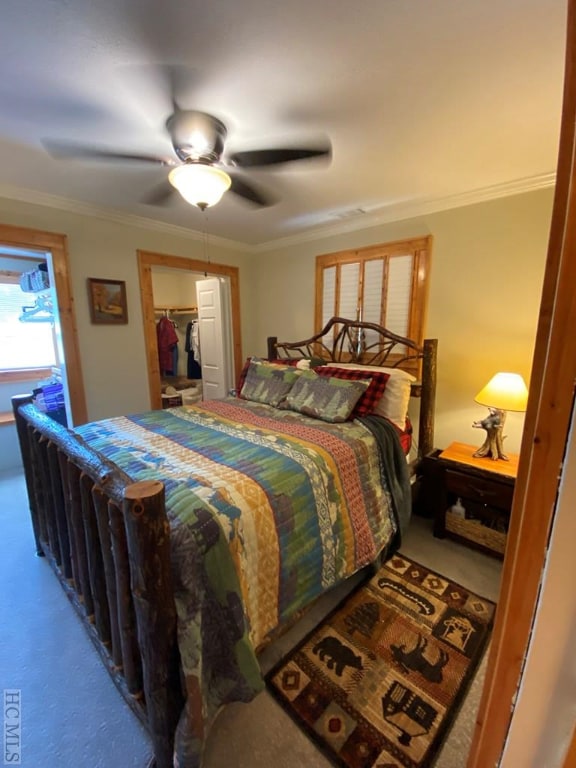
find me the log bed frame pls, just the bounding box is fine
[12,318,437,768]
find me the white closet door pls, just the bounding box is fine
[196,277,234,400]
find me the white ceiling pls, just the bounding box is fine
[0,0,566,247]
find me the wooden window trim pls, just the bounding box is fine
[315,236,432,374]
[0,271,20,284]
[0,368,54,383]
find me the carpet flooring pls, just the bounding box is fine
[267,554,495,768]
[1,468,502,767]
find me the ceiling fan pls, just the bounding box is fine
[43,108,331,211]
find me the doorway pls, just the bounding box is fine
[0,223,86,425]
[137,249,242,410]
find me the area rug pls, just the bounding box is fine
[266,554,495,768]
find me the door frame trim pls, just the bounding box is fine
[137,250,242,410]
[0,222,87,424]
[467,1,576,763]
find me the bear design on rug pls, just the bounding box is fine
[312,635,363,676]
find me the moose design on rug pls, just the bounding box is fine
[390,633,449,684]
[312,635,363,677]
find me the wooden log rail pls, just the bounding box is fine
[12,395,184,768]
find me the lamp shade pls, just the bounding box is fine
[168,164,231,209]
[474,372,529,412]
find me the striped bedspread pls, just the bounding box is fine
[75,397,402,767]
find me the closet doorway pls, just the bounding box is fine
[137,250,242,410]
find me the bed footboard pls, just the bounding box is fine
[12,395,183,768]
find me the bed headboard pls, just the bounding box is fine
[267,316,437,459]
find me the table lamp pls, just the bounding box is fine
[473,372,529,461]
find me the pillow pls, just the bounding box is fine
[282,370,370,423]
[374,377,413,430]
[236,356,310,393]
[240,360,299,406]
[324,362,415,381]
[314,366,390,417]
[317,363,415,429]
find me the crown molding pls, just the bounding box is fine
[254,172,557,252]
[0,172,556,255]
[0,183,251,253]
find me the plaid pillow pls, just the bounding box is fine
[315,366,390,417]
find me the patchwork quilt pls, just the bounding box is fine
[76,397,406,767]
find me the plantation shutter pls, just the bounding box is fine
[315,236,431,351]
[338,262,360,319]
[385,253,412,338]
[363,259,385,349]
[322,266,336,328]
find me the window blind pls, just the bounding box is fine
[339,262,360,319]
[0,280,57,370]
[363,259,385,348]
[385,253,412,337]
[322,266,336,328]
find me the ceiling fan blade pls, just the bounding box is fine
[163,64,191,114]
[229,174,276,207]
[42,139,176,166]
[141,181,178,206]
[229,145,331,168]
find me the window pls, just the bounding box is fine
[315,236,431,357]
[0,271,57,376]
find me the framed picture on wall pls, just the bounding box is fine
[87,278,128,325]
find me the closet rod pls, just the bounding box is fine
[154,306,198,316]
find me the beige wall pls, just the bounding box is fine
[152,268,202,309]
[0,197,256,424]
[0,186,553,455]
[253,188,554,453]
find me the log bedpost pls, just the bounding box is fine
[419,338,437,459]
[267,335,278,360]
[122,480,183,768]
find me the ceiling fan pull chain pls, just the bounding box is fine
[203,212,210,277]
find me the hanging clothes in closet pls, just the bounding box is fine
[156,314,179,376]
[185,320,202,379]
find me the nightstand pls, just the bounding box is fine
[426,441,519,559]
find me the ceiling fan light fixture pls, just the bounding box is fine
[168,163,231,209]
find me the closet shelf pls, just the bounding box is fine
[154,306,198,316]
